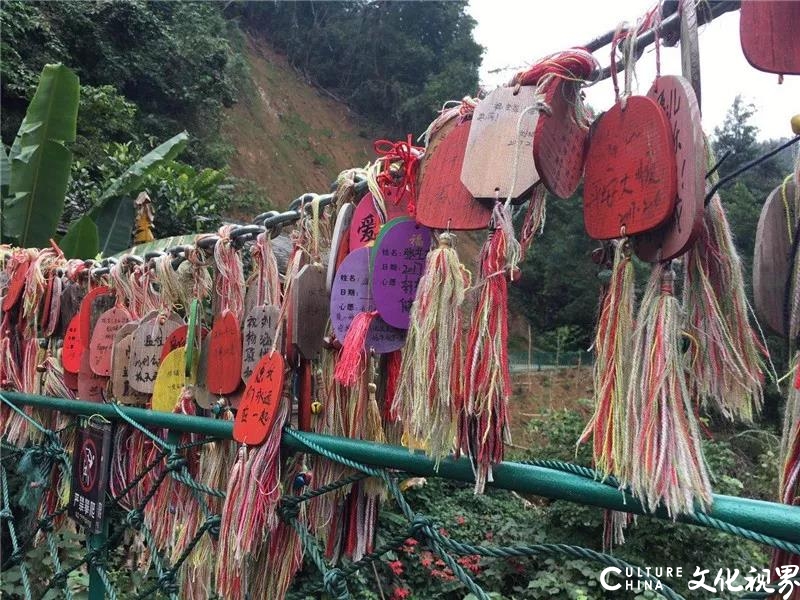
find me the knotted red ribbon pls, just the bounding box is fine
[373,135,424,216]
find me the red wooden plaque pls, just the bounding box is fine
[533,79,588,199]
[382,184,412,220]
[78,286,111,349]
[634,76,705,262]
[350,194,383,251]
[62,314,83,374]
[206,310,243,395]
[159,324,204,364]
[233,351,285,445]
[753,182,797,336]
[740,1,800,75]
[416,119,492,230]
[583,96,677,240]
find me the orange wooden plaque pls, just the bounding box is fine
[533,79,587,199]
[416,119,492,230]
[62,314,83,374]
[740,1,800,75]
[583,96,677,240]
[634,76,705,262]
[233,351,285,445]
[206,310,243,395]
[78,286,111,349]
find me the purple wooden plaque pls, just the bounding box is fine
[371,218,431,329]
[330,247,405,354]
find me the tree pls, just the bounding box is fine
[712,95,760,174]
[227,0,483,136]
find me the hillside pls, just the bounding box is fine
[223,37,374,215]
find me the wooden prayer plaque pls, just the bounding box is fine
[461,86,540,199]
[753,181,797,336]
[330,247,405,353]
[416,119,492,230]
[58,281,84,338]
[78,286,111,349]
[206,310,243,395]
[128,311,183,394]
[740,1,800,76]
[371,218,432,329]
[382,184,412,220]
[327,203,354,292]
[349,194,383,251]
[152,348,186,412]
[242,304,280,382]
[89,306,133,377]
[533,79,587,199]
[194,336,215,409]
[583,96,677,240]
[111,322,147,405]
[62,314,83,374]
[78,351,108,403]
[292,263,329,360]
[233,351,285,445]
[634,76,705,262]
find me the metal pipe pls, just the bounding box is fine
[588,1,740,83]
[4,391,799,544]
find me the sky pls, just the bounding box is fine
[467,0,799,141]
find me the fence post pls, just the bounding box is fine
[87,520,108,600]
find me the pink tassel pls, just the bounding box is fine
[683,194,764,421]
[627,263,712,517]
[334,310,377,387]
[216,400,288,599]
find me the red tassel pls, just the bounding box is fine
[461,204,520,493]
[334,311,377,387]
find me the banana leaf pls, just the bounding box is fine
[97,131,188,203]
[59,215,99,260]
[4,64,79,248]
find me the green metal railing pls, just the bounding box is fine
[2,390,799,600]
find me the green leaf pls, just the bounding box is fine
[60,215,99,259]
[93,195,136,257]
[110,234,200,258]
[5,64,79,247]
[0,144,9,198]
[98,131,188,203]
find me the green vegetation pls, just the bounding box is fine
[226,0,483,137]
[284,408,779,600]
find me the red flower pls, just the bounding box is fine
[420,551,434,568]
[392,586,411,600]
[455,515,466,526]
[402,538,418,554]
[388,560,404,576]
[457,554,482,575]
[485,530,494,541]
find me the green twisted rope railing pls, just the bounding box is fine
[1,390,799,600]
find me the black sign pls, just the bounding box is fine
[69,418,113,533]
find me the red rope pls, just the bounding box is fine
[372,135,424,216]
